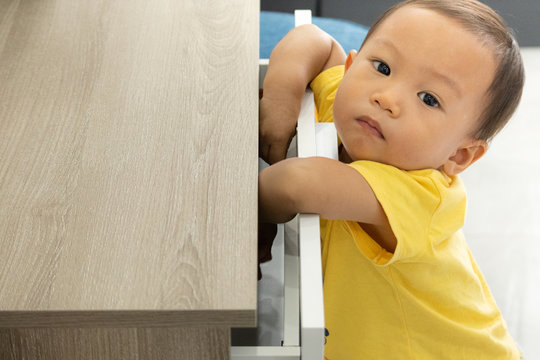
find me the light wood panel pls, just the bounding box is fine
[0,0,258,329]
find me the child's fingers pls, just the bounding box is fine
[260,136,293,165]
[258,222,277,264]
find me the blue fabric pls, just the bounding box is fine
[260,11,369,59]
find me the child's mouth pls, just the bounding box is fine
[356,117,384,139]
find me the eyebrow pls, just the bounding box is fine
[372,38,462,97]
[423,68,462,97]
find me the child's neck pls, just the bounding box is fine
[338,144,353,163]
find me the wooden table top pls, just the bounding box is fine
[0,0,258,328]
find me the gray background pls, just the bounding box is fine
[261,0,540,46]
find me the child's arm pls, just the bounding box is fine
[259,157,397,253]
[260,25,346,164]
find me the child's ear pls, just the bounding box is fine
[442,140,488,175]
[345,50,358,72]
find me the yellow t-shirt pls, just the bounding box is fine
[310,67,520,359]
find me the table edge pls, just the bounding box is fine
[0,309,257,328]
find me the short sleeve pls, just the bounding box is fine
[347,161,466,264]
[309,65,344,123]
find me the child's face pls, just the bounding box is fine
[333,6,496,173]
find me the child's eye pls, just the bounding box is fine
[373,60,391,76]
[418,92,439,108]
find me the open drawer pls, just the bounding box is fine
[231,11,338,359]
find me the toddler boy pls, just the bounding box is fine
[259,0,524,358]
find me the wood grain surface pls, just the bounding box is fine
[0,0,258,328]
[0,327,230,359]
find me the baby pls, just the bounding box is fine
[258,0,524,359]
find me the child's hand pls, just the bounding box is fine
[259,96,297,164]
[259,25,346,164]
[258,221,277,280]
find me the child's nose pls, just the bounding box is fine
[370,90,401,117]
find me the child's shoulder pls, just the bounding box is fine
[348,160,463,211]
[310,65,345,124]
[311,65,344,89]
